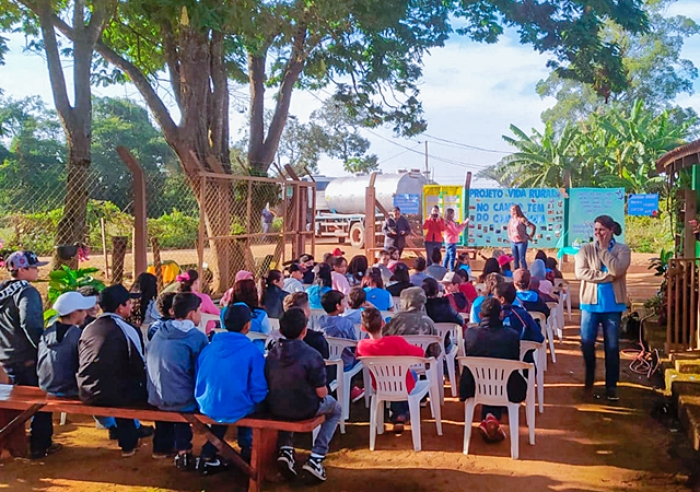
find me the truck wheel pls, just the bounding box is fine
[349,222,364,249]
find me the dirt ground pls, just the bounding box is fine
[1,243,683,492]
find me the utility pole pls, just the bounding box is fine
[424,141,431,181]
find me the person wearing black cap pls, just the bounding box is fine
[195,303,267,471]
[77,284,147,457]
[0,250,58,459]
[283,264,305,294]
[298,254,316,285]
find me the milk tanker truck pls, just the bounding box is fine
[308,170,429,249]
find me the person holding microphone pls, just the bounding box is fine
[575,215,630,401]
[423,206,445,266]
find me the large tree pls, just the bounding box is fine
[3,0,116,266]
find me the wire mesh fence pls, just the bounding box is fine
[0,162,315,295]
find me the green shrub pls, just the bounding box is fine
[625,215,674,253]
[148,209,199,250]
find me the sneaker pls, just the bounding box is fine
[29,442,63,460]
[350,386,365,403]
[606,388,620,402]
[196,456,228,476]
[478,414,505,443]
[302,456,327,482]
[392,422,405,434]
[137,425,154,439]
[174,451,195,471]
[277,447,297,479]
[121,448,138,458]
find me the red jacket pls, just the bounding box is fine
[423,217,445,242]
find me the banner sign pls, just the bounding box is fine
[422,185,467,245]
[627,193,659,217]
[393,194,421,215]
[466,188,565,248]
[567,188,625,245]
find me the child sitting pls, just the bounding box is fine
[356,307,424,433]
[38,291,97,397]
[147,293,209,469]
[282,292,328,358]
[195,303,268,470]
[341,287,366,325]
[147,292,176,341]
[266,308,342,482]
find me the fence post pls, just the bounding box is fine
[116,146,148,277]
[112,236,128,284]
[151,237,163,292]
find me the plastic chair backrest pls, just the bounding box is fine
[246,331,269,342]
[402,335,444,358]
[530,311,547,327]
[434,322,461,350]
[458,356,531,406]
[358,356,429,398]
[198,313,220,333]
[392,297,401,310]
[269,318,280,331]
[326,337,359,362]
[474,283,486,294]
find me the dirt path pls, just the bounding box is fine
[1,312,689,492]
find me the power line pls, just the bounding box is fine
[424,133,511,154]
[376,143,422,165]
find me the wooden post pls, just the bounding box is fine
[198,175,206,284]
[100,218,109,278]
[151,237,163,292]
[116,147,148,277]
[111,236,128,284]
[365,172,378,257]
[684,189,697,258]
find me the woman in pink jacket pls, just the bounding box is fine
[177,269,220,332]
[443,208,469,271]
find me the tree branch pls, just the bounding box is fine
[209,31,227,164]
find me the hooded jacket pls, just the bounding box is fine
[77,314,147,406]
[37,321,81,396]
[502,304,544,343]
[425,296,464,327]
[263,285,288,319]
[266,338,326,420]
[147,319,209,412]
[0,280,44,368]
[515,290,550,317]
[383,287,438,357]
[195,331,267,422]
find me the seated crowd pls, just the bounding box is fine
[0,246,563,482]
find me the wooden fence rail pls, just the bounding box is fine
[667,258,700,352]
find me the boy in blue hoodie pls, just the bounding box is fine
[147,293,209,469]
[513,269,550,318]
[318,290,357,369]
[195,303,267,472]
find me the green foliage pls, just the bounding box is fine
[648,247,674,276]
[625,216,674,254]
[147,209,199,250]
[47,265,105,305]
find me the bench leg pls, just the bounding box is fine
[249,427,278,492]
[0,404,45,458]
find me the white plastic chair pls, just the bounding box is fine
[434,323,464,397]
[530,312,556,366]
[546,302,563,342]
[269,318,280,331]
[474,283,486,295]
[359,356,443,452]
[198,313,220,333]
[391,297,401,310]
[402,335,445,405]
[326,337,367,429]
[554,279,572,321]
[458,356,535,459]
[520,340,546,414]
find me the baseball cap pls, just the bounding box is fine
[440,272,459,284]
[235,270,254,282]
[5,251,48,271]
[100,284,140,313]
[331,248,345,257]
[223,302,252,332]
[512,268,531,285]
[299,254,314,263]
[53,291,97,316]
[498,254,514,267]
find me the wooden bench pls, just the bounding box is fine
[0,384,323,492]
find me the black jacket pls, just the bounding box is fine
[382,216,411,250]
[459,319,526,403]
[425,297,464,327]
[37,322,81,397]
[387,281,413,297]
[0,280,43,368]
[262,285,288,319]
[77,315,147,406]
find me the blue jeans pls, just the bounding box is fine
[443,243,457,271]
[580,310,622,389]
[511,242,528,270]
[278,396,341,458]
[425,241,442,266]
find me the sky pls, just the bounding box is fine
[1,1,699,187]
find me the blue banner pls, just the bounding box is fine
[627,194,659,216]
[393,193,421,215]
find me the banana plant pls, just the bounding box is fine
[47,265,105,305]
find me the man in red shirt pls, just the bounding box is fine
[356,307,424,433]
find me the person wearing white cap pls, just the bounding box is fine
[38,292,97,398]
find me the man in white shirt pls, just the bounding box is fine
[283,264,305,293]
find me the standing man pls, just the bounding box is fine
[262,206,275,235]
[0,250,58,459]
[423,206,445,266]
[77,284,147,457]
[382,207,411,257]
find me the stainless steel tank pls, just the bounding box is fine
[324,171,429,214]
